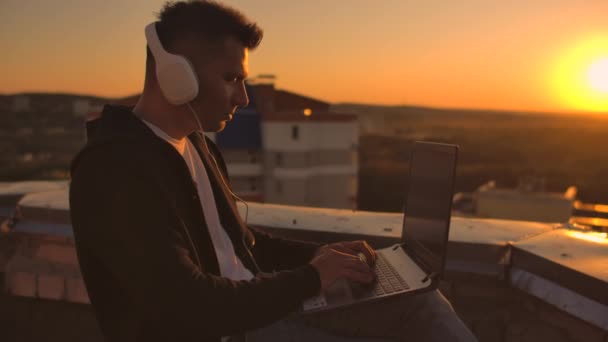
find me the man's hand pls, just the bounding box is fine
[310,240,377,292]
[310,247,375,292]
[313,240,377,267]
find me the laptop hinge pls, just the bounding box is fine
[397,242,439,283]
[422,272,439,283]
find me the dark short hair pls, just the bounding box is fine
[146,0,263,69]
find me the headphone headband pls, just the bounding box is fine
[145,22,168,59]
[144,21,199,105]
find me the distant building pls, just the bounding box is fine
[72,99,90,116]
[357,113,387,136]
[12,95,31,112]
[261,110,358,209]
[73,99,103,117]
[217,81,358,209]
[473,179,577,223]
[212,84,265,202]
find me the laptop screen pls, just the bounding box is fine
[401,142,458,278]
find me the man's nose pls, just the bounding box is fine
[234,83,249,108]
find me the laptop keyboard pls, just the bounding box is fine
[303,252,414,309]
[367,253,410,296]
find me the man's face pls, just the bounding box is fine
[188,37,250,132]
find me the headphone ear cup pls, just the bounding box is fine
[155,54,199,105]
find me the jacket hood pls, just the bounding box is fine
[71,104,180,180]
[85,104,156,145]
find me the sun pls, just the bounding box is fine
[587,58,608,94]
[553,36,608,113]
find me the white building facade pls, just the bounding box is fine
[262,119,358,209]
[215,82,359,209]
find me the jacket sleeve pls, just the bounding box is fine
[69,148,321,339]
[249,226,321,272]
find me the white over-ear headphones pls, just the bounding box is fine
[145,22,199,105]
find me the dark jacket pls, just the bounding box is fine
[69,105,321,342]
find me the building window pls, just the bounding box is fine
[276,153,283,166]
[250,178,257,191]
[291,125,299,140]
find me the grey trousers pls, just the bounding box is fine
[245,290,477,342]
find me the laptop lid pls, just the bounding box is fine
[401,141,458,280]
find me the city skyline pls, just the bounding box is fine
[1,0,607,113]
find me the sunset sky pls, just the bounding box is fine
[1,0,607,113]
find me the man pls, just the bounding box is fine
[69,1,477,341]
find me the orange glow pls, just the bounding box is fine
[553,36,608,113]
[303,108,312,117]
[1,1,608,113]
[573,201,608,213]
[565,230,608,244]
[591,204,608,213]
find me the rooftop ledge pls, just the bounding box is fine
[2,188,608,334]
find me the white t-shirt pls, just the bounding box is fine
[142,119,254,281]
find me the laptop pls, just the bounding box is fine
[302,141,459,312]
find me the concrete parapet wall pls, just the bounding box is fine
[441,272,606,342]
[1,199,607,341]
[4,240,88,304]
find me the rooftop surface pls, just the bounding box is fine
[0,181,68,197]
[2,185,607,334]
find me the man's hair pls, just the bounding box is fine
[146,0,263,72]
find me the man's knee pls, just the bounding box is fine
[398,289,455,315]
[426,289,456,312]
[411,290,478,341]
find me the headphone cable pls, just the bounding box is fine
[185,103,263,275]
[186,103,250,224]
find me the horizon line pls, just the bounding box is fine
[1,90,606,117]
